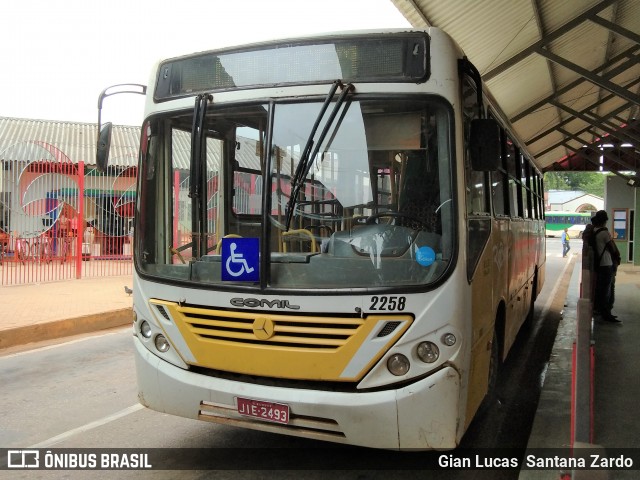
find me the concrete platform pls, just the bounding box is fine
[521,261,640,479]
[0,275,132,350]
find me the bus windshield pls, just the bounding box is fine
[137,97,454,290]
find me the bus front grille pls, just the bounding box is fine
[181,308,363,350]
[149,299,412,381]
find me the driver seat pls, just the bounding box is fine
[398,151,441,234]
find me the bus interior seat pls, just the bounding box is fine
[398,150,442,234]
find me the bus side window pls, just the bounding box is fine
[462,78,490,217]
[462,76,491,281]
[504,135,522,218]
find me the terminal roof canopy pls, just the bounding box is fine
[391,0,639,181]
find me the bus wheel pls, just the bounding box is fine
[487,331,499,401]
[478,330,500,416]
[525,273,538,326]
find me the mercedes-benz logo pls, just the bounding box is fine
[252,317,275,340]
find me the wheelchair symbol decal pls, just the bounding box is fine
[221,238,259,281]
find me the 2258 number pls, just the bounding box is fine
[370,296,406,311]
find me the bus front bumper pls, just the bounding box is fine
[134,337,461,450]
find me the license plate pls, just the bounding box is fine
[236,397,290,425]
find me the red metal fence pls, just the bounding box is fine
[0,141,134,286]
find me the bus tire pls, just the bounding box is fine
[487,330,499,401]
[478,330,500,416]
[525,271,538,326]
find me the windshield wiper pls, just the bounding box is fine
[189,93,212,258]
[284,81,354,230]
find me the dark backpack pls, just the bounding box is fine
[588,227,609,268]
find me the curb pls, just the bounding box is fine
[0,308,132,350]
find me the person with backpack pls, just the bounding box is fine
[590,210,621,323]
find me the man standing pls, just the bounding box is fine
[561,228,570,257]
[591,210,620,323]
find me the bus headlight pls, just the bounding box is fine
[140,321,152,339]
[387,353,410,376]
[442,333,457,347]
[417,341,440,363]
[155,335,171,353]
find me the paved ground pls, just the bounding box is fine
[0,274,132,350]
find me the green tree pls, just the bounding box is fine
[544,172,604,197]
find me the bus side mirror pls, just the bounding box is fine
[470,119,500,171]
[95,83,146,173]
[96,122,113,173]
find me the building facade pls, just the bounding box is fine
[545,190,603,213]
[0,117,140,285]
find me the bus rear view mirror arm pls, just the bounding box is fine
[95,83,147,172]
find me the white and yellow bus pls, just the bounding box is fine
[97,28,545,450]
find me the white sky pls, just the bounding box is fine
[1,0,410,126]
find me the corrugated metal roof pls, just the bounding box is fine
[0,117,266,173]
[390,0,640,178]
[0,117,140,167]
[548,190,588,205]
